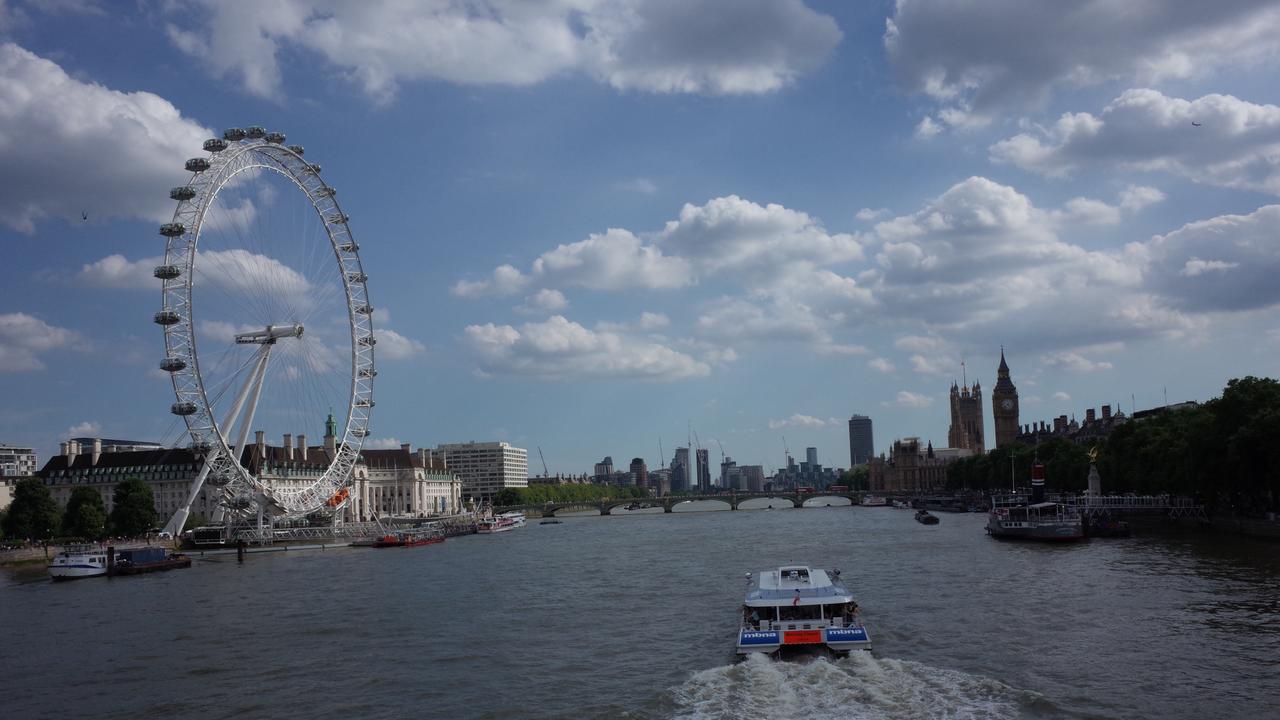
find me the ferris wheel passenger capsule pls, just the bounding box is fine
[358,334,376,346]
[308,163,322,173]
[351,428,369,438]
[327,213,350,224]
[171,402,198,416]
[265,132,286,144]
[287,145,304,155]
[316,186,336,197]
[354,397,374,407]
[159,223,186,237]
[184,158,210,172]
[170,186,196,201]
[153,265,181,279]
[154,310,181,325]
[359,367,377,378]
[246,126,267,139]
[159,357,187,372]
[203,138,229,152]
[223,128,246,141]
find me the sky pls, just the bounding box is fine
[2,0,1279,476]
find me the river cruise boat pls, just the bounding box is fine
[736,565,871,656]
[371,531,444,548]
[477,511,526,534]
[48,544,109,580]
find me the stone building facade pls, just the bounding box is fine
[948,380,985,454]
[868,438,957,493]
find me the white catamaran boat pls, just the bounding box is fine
[476,511,526,534]
[48,544,109,580]
[736,565,871,655]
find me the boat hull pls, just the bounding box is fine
[986,519,1083,541]
[48,564,107,581]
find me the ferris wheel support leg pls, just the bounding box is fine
[162,460,214,537]
[232,346,272,463]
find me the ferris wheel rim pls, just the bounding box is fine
[156,129,374,519]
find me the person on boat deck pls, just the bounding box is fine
[749,608,760,629]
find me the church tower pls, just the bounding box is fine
[992,348,1019,449]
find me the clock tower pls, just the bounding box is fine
[992,348,1019,449]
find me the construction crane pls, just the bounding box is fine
[537,446,549,478]
[716,438,726,464]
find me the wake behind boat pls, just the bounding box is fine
[736,565,871,656]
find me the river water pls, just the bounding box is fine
[3,503,1278,719]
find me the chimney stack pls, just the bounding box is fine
[400,442,411,454]
[92,438,102,466]
[59,441,68,456]
[1086,408,1096,423]
[1101,404,1112,420]
[284,433,293,460]
[297,434,307,462]
[255,430,265,457]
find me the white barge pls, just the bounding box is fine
[736,565,871,655]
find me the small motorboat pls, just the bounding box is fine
[539,519,562,525]
[915,510,940,525]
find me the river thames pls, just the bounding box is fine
[3,503,1278,719]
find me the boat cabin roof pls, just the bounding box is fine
[743,565,853,607]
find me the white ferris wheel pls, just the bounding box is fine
[155,126,374,536]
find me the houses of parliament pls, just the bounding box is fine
[948,349,1020,453]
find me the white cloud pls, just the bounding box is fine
[1140,204,1280,311]
[767,414,841,430]
[638,311,670,330]
[0,312,79,371]
[77,254,162,289]
[883,390,933,409]
[1041,351,1113,373]
[909,354,957,377]
[65,421,101,438]
[887,1,1280,115]
[914,116,942,138]
[197,320,260,344]
[856,207,889,222]
[893,335,948,353]
[376,328,426,360]
[868,357,895,373]
[1119,185,1166,212]
[362,437,405,450]
[464,315,708,381]
[1052,197,1122,226]
[516,288,569,315]
[166,0,841,103]
[990,90,1280,195]
[1052,391,1072,402]
[0,43,213,232]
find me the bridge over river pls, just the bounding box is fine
[497,491,863,517]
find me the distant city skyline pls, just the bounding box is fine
[2,2,1278,475]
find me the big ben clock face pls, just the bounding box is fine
[1001,399,1014,410]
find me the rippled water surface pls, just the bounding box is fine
[4,505,1279,719]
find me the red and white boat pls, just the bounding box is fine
[372,531,445,548]
[477,511,526,534]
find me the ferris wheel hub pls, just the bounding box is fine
[234,323,305,344]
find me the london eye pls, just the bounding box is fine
[155,126,374,537]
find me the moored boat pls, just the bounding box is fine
[860,495,888,507]
[986,462,1083,541]
[48,544,109,581]
[372,531,444,547]
[736,565,871,656]
[915,509,940,525]
[108,546,191,575]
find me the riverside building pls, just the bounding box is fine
[0,443,38,477]
[38,428,465,523]
[434,441,528,503]
[848,415,873,467]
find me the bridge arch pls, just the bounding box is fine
[669,498,734,512]
[801,495,853,508]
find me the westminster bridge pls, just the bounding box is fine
[495,491,863,517]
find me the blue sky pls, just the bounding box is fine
[2,0,1279,475]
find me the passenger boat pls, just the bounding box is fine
[986,462,1083,541]
[736,565,871,656]
[860,495,888,507]
[48,544,109,581]
[892,499,913,509]
[915,509,940,525]
[477,511,526,534]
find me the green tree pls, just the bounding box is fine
[61,486,107,540]
[109,477,156,536]
[2,478,61,540]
